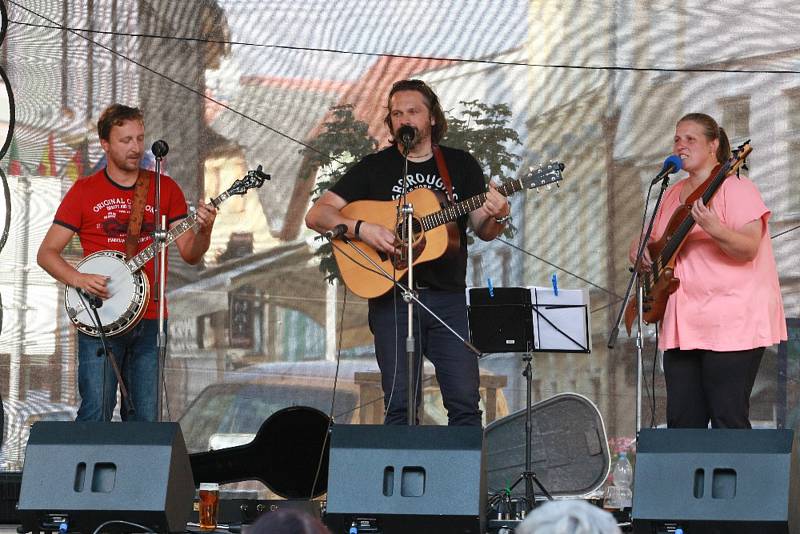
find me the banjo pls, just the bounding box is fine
[64,166,270,337]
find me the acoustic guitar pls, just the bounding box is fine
[332,162,564,299]
[624,142,752,334]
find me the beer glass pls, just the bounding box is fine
[198,482,220,531]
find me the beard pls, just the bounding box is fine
[396,124,431,149]
[110,152,141,172]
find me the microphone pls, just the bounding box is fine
[650,154,683,185]
[77,288,103,309]
[397,125,416,148]
[151,139,169,158]
[324,224,348,239]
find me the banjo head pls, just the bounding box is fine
[64,250,149,337]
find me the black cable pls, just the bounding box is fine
[11,17,800,76]
[309,283,348,500]
[495,237,622,300]
[628,179,660,430]
[772,224,800,241]
[76,290,116,419]
[6,3,339,163]
[651,331,659,428]
[332,374,437,421]
[588,205,800,319]
[92,519,154,534]
[384,276,400,422]
[0,168,11,256]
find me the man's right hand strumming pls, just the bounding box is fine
[357,221,400,255]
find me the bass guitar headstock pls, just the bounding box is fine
[732,140,752,176]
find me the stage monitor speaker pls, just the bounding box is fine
[18,421,194,533]
[325,425,485,534]
[632,428,800,534]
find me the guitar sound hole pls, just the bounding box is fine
[394,220,423,240]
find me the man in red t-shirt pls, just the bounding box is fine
[37,104,217,422]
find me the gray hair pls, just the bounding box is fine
[515,500,622,534]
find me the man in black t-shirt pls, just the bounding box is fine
[305,79,511,426]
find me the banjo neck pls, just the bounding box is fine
[66,166,269,337]
[125,190,232,273]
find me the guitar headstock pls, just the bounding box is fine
[228,165,271,196]
[522,161,565,190]
[731,140,752,176]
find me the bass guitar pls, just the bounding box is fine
[333,162,564,299]
[64,166,270,337]
[624,142,752,334]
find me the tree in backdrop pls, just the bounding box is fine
[303,100,521,284]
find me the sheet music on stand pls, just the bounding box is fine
[465,286,590,354]
[530,286,591,353]
[464,284,591,512]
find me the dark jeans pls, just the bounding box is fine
[76,318,163,422]
[368,290,482,426]
[663,347,764,429]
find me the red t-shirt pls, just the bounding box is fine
[54,168,188,319]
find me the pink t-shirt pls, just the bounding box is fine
[650,175,786,351]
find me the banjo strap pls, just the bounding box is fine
[125,170,151,261]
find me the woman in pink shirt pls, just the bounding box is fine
[629,113,786,429]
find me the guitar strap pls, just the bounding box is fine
[432,145,454,204]
[125,170,151,260]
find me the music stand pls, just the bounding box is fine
[466,286,592,512]
[466,287,552,512]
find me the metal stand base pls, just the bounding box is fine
[509,354,552,511]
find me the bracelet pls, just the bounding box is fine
[354,219,364,237]
[494,213,511,224]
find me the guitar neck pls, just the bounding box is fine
[420,179,524,230]
[126,191,230,272]
[659,151,746,265]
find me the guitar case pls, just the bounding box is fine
[189,405,331,499]
[484,392,610,498]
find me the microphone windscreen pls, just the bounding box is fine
[397,125,415,144]
[663,154,683,172]
[151,140,169,158]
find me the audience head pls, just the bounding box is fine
[248,508,331,534]
[515,499,622,534]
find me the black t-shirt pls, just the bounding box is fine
[330,144,486,292]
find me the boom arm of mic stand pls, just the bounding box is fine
[88,305,135,416]
[331,236,481,357]
[339,237,481,356]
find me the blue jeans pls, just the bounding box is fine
[76,319,163,422]
[368,290,481,426]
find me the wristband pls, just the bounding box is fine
[354,220,364,237]
[494,214,511,224]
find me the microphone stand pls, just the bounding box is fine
[152,149,168,422]
[399,141,417,426]
[80,293,135,419]
[329,235,480,358]
[608,172,672,434]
